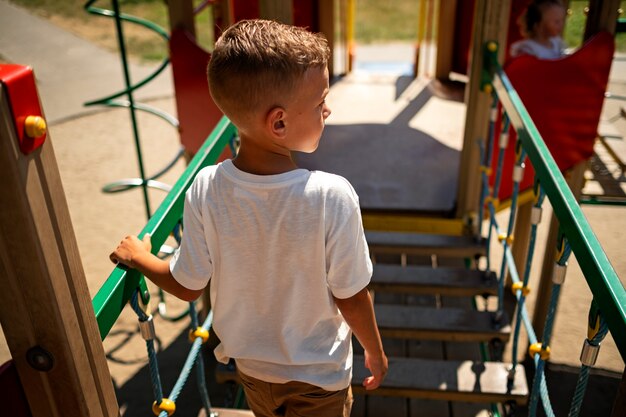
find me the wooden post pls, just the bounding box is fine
[435,0,458,80]
[509,198,533,286]
[456,0,511,221]
[166,0,196,37]
[584,0,620,40]
[0,82,118,415]
[318,0,337,77]
[260,0,294,24]
[532,163,585,337]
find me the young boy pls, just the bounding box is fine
[110,19,387,417]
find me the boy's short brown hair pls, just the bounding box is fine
[208,19,330,126]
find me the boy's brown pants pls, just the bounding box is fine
[238,370,353,417]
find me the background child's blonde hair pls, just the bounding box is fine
[208,19,330,126]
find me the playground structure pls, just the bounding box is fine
[1,1,626,417]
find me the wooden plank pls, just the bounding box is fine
[352,356,528,404]
[435,0,457,80]
[166,0,196,36]
[456,0,511,218]
[375,305,510,342]
[199,408,255,416]
[0,84,118,416]
[370,264,497,297]
[318,0,335,77]
[366,231,486,258]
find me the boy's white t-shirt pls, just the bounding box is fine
[510,37,566,60]
[170,159,372,391]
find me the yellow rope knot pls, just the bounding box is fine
[529,343,550,360]
[484,196,499,209]
[511,282,530,296]
[153,398,176,416]
[498,233,514,246]
[487,41,498,52]
[480,165,492,176]
[483,84,493,94]
[189,327,209,343]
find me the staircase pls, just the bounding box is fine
[215,230,529,416]
[350,231,528,417]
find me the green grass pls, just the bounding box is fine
[564,1,625,52]
[354,0,420,43]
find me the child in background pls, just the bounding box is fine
[110,19,387,417]
[510,0,567,59]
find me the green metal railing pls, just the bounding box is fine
[92,116,236,340]
[481,41,626,416]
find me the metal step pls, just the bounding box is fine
[375,304,511,342]
[352,355,528,404]
[370,264,497,297]
[365,231,486,258]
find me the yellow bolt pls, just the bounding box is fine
[189,327,209,343]
[529,343,550,360]
[153,398,176,416]
[480,165,492,176]
[511,282,530,296]
[24,115,47,138]
[483,84,493,94]
[487,42,497,52]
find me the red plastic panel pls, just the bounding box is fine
[0,65,46,155]
[293,0,318,31]
[490,31,615,201]
[169,28,225,155]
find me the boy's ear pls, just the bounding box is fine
[266,107,287,138]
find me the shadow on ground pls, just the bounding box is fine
[113,329,235,417]
[514,357,621,417]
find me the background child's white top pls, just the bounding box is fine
[170,159,372,390]
[510,36,566,59]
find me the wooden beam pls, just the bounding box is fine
[0,85,118,416]
[318,0,335,76]
[456,0,511,220]
[260,0,293,24]
[365,231,486,258]
[166,0,196,37]
[375,304,511,342]
[584,0,620,39]
[435,0,458,80]
[532,163,586,337]
[509,199,533,287]
[370,264,498,296]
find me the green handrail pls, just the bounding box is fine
[486,49,626,361]
[92,116,237,340]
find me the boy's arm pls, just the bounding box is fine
[110,235,203,302]
[334,287,388,390]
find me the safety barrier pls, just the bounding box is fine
[479,41,626,416]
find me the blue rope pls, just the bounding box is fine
[511,189,545,372]
[478,94,499,238]
[567,311,609,417]
[189,302,213,414]
[159,310,214,417]
[529,239,572,417]
[130,291,165,405]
